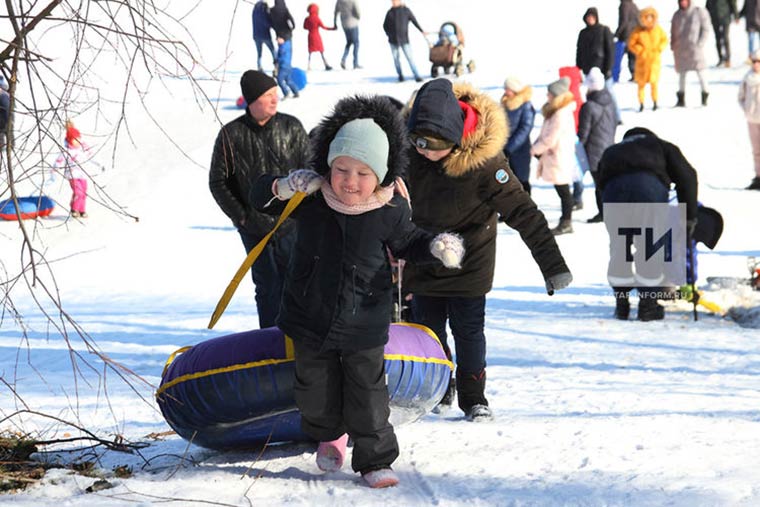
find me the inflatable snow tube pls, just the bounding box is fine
[156,323,452,450]
[0,196,55,220]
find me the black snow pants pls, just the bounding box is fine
[292,341,399,473]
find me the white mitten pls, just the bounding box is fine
[430,232,465,269]
[274,169,323,200]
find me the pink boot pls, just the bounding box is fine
[316,433,348,472]
[362,467,399,488]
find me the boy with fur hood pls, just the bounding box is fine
[252,94,463,487]
[403,78,572,421]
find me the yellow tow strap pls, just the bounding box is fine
[208,192,306,329]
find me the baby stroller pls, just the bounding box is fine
[428,21,475,78]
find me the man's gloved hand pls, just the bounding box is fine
[274,169,323,200]
[430,232,465,269]
[545,271,573,296]
[686,218,698,239]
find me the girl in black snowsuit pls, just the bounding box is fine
[252,94,463,488]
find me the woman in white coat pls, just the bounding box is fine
[531,77,578,235]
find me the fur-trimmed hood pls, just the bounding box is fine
[640,6,659,29]
[541,91,576,119]
[443,81,508,177]
[501,85,533,111]
[309,95,407,187]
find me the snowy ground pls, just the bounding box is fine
[1,0,760,506]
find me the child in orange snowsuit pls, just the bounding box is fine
[627,6,668,111]
[303,3,336,70]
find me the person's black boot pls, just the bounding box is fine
[701,91,709,106]
[586,213,603,223]
[456,369,491,421]
[676,91,685,107]
[613,288,631,320]
[638,291,665,321]
[747,177,760,190]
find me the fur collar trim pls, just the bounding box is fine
[639,7,659,28]
[501,85,533,111]
[442,82,508,177]
[541,91,576,119]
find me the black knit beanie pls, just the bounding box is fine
[240,70,277,105]
[407,79,464,147]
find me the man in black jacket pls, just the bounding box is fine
[382,0,425,82]
[209,69,309,328]
[577,7,621,123]
[598,128,698,321]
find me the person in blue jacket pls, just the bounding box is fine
[501,76,536,194]
[252,0,276,72]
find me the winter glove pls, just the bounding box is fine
[274,169,323,200]
[430,232,465,269]
[545,271,573,296]
[686,218,698,240]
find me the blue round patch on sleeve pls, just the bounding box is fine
[495,169,510,184]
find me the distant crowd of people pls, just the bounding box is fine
[251,0,437,91]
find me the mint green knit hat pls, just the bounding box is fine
[327,118,389,182]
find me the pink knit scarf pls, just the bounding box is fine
[320,180,395,215]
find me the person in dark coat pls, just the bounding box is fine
[252,0,276,72]
[614,0,641,81]
[579,67,618,223]
[404,78,573,421]
[577,7,621,126]
[382,0,425,82]
[577,7,616,77]
[706,0,739,66]
[598,127,698,321]
[501,76,536,194]
[252,95,463,488]
[209,70,309,328]
[270,0,300,98]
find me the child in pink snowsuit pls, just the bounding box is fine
[303,3,336,70]
[53,122,92,218]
